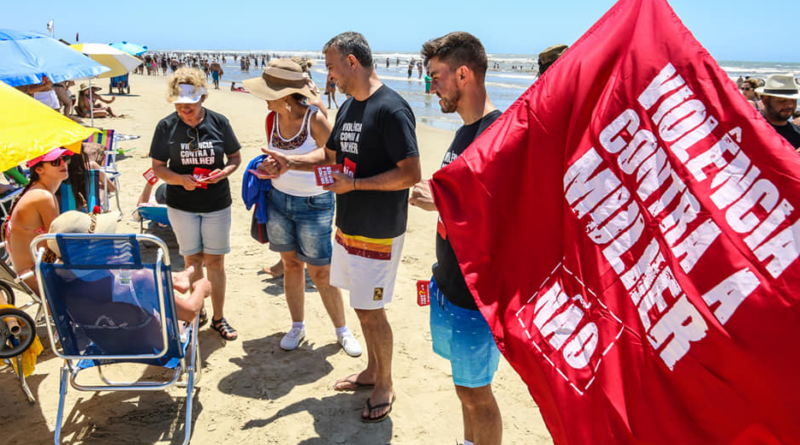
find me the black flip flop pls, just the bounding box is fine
[361,395,396,423]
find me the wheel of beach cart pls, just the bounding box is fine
[0,281,15,306]
[0,307,36,359]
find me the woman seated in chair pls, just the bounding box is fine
[4,148,74,293]
[48,211,210,324]
[76,83,119,118]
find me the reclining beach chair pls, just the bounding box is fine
[0,241,44,403]
[109,74,130,94]
[134,205,171,233]
[87,130,124,206]
[32,233,200,445]
[59,168,123,219]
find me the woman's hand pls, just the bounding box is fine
[200,169,227,184]
[181,174,199,191]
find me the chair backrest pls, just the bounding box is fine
[136,206,171,226]
[34,234,183,365]
[84,128,118,169]
[59,170,105,214]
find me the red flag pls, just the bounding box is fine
[429,0,800,444]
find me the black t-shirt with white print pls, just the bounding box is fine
[326,85,419,239]
[770,120,800,150]
[149,109,241,213]
[433,110,502,310]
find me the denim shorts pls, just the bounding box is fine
[429,277,501,388]
[167,206,231,256]
[266,188,334,266]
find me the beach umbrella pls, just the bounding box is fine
[0,81,96,171]
[70,43,142,78]
[109,41,148,57]
[0,29,109,87]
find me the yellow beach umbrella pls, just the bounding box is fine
[0,81,96,171]
[70,43,142,78]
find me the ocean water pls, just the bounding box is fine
[175,50,800,132]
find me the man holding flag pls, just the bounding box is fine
[410,32,503,445]
[429,0,800,444]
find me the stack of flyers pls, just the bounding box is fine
[314,165,343,186]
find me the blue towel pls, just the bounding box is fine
[241,155,272,224]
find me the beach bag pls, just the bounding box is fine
[250,204,268,244]
[249,112,276,245]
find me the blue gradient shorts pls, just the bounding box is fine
[266,188,334,266]
[429,277,501,388]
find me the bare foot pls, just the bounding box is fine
[172,265,196,294]
[262,259,284,278]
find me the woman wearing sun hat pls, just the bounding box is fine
[76,83,118,118]
[243,59,362,356]
[149,67,242,341]
[4,147,74,293]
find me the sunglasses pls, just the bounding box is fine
[49,156,71,167]
[186,128,200,151]
[741,87,752,91]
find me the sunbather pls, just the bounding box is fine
[4,148,74,294]
[76,83,119,118]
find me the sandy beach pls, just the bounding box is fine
[1,73,552,445]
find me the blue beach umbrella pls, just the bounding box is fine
[109,41,148,57]
[0,29,110,87]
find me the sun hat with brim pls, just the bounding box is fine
[26,147,74,168]
[756,74,800,100]
[78,83,103,92]
[168,83,207,104]
[47,211,118,257]
[243,59,318,102]
[538,44,569,67]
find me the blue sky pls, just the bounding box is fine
[2,0,798,62]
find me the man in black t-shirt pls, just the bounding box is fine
[262,32,420,424]
[756,74,800,151]
[409,32,503,445]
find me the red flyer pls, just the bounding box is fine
[343,158,356,178]
[416,280,430,306]
[192,167,211,189]
[142,167,158,185]
[314,164,343,186]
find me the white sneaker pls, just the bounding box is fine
[337,331,363,357]
[280,327,306,351]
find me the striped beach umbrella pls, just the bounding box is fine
[70,43,142,78]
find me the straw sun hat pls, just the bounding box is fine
[756,74,800,100]
[243,59,318,102]
[78,83,102,92]
[46,211,118,257]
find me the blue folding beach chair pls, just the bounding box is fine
[134,205,171,233]
[32,233,200,445]
[59,169,122,219]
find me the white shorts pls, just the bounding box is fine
[330,228,405,310]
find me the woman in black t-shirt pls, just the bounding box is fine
[149,68,242,341]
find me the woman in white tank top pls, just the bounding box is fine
[242,59,362,357]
